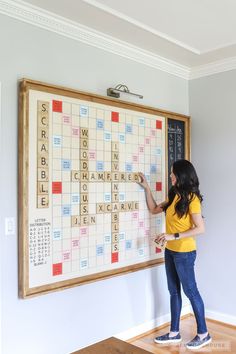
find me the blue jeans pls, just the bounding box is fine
[165,248,208,334]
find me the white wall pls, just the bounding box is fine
[189,71,236,320]
[0,14,189,354]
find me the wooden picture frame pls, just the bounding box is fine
[18,79,190,298]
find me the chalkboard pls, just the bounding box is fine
[167,117,190,191]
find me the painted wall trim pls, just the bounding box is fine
[114,304,191,341]
[81,0,201,55]
[190,57,236,79]
[205,309,236,327]
[189,308,236,327]
[1,2,236,79]
[114,307,236,342]
[1,0,236,80]
[0,0,190,80]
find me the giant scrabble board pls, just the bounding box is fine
[19,80,167,297]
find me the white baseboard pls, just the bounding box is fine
[206,309,236,327]
[114,304,191,341]
[114,307,236,341]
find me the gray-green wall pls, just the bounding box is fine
[189,71,236,319]
[0,14,189,354]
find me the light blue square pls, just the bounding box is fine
[104,234,111,244]
[96,245,104,256]
[126,124,133,134]
[96,119,104,129]
[119,134,125,143]
[104,131,112,141]
[62,205,71,216]
[125,163,132,172]
[53,229,61,240]
[53,135,62,147]
[80,105,88,117]
[138,248,144,256]
[71,194,80,204]
[62,159,71,170]
[119,232,125,241]
[139,117,145,127]
[104,193,111,202]
[96,161,104,171]
[150,164,157,173]
[119,192,125,202]
[126,240,132,249]
[80,259,88,269]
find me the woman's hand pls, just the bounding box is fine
[155,233,174,246]
[137,172,149,190]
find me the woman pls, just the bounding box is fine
[138,159,212,350]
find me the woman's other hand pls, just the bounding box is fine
[155,233,174,245]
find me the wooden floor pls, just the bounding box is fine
[128,314,236,353]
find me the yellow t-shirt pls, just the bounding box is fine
[165,194,201,252]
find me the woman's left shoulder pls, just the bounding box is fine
[189,194,201,213]
[189,193,201,202]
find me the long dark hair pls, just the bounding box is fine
[163,159,203,218]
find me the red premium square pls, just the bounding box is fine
[156,182,162,191]
[111,252,119,263]
[156,247,162,253]
[53,263,62,276]
[52,100,62,113]
[111,112,119,122]
[52,181,62,194]
[156,120,162,129]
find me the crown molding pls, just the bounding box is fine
[1,0,236,80]
[189,57,236,80]
[81,0,200,55]
[83,0,236,56]
[0,0,190,80]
